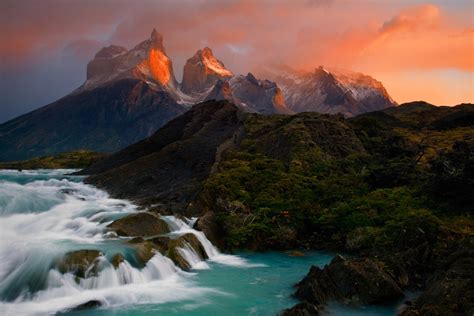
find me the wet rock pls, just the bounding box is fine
[107,212,170,237]
[57,250,102,279]
[195,211,223,248]
[281,301,319,315]
[69,300,102,311]
[295,255,404,306]
[149,236,171,254]
[110,253,124,268]
[125,236,172,267]
[167,233,208,271]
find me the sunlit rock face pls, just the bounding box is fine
[262,65,396,117]
[181,47,233,95]
[81,29,177,92]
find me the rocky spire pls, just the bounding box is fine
[150,28,164,51]
[181,47,233,94]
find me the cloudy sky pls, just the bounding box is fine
[0,0,473,122]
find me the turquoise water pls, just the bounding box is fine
[0,170,401,315]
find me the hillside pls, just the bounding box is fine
[0,150,105,169]
[81,100,473,315]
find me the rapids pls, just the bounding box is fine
[0,170,401,315]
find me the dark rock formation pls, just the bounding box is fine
[0,78,186,161]
[400,237,474,316]
[81,100,243,212]
[294,255,404,306]
[195,211,223,249]
[282,301,319,316]
[228,73,293,115]
[68,300,102,311]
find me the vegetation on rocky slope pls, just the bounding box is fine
[82,101,473,314]
[198,103,473,252]
[0,150,106,169]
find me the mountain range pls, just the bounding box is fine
[0,29,396,161]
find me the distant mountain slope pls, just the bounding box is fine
[0,29,402,161]
[0,79,185,161]
[262,65,396,116]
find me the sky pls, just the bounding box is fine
[0,0,473,123]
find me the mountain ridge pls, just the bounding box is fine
[1,29,398,161]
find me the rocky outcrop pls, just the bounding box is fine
[400,237,474,316]
[204,79,233,103]
[83,29,178,92]
[181,47,233,94]
[82,100,243,212]
[228,73,293,115]
[57,250,102,279]
[195,211,223,249]
[282,301,319,316]
[107,212,170,237]
[294,255,404,306]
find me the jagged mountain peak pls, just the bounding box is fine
[181,47,233,94]
[94,45,128,59]
[150,28,163,48]
[261,64,396,116]
[80,28,177,93]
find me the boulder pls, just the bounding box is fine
[126,237,170,266]
[295,255,404,306]
[57,250,102,279]
[281,301,319,316]
[110,253,124,268]
[149,236,171,254]
[167,233,208,271]
[68,300,102,311]
[107,212,170,237]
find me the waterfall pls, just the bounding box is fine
[0,169,258,315]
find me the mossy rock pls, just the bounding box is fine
[57,250,102,279]
[167,233,208,271]
[107,212,170,237]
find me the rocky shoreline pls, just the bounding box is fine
[77,100,473,315]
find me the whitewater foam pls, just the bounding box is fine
[0,169,263,315]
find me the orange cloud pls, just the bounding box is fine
[0,0,472,109]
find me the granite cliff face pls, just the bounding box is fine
[262,66,396,116]
[181,47,233,95]
[81,29,178,93]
